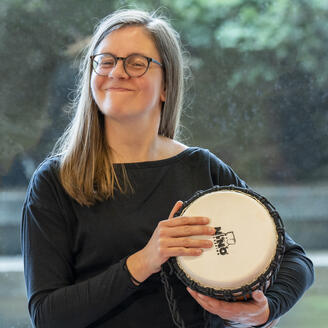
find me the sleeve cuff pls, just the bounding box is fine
[120,256,143,289]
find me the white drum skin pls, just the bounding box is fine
[176,190,278,290]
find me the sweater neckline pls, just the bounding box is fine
[113,147,199,169]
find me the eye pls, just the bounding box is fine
[99,56,115,67]
[126,55,148,69]
[132,61,147,67]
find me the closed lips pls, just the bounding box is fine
[106,87,134,91]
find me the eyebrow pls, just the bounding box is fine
[95,51,157,58]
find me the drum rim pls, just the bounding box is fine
[167,184,285,301]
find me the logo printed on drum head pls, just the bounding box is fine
[213,227,236,255]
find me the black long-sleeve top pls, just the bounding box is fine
[21,147,314,327]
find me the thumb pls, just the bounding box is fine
[252,290,267,304]
[168,201,183,219]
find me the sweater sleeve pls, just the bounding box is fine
[21,161,140,328]
[262,232,314,324]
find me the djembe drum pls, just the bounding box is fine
[160,185,285,328]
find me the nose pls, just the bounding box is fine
[108,59,129,79]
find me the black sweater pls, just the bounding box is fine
[21,147,314,327]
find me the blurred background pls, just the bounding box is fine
[0,0,327,327]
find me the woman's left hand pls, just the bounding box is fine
[187,288,270,327]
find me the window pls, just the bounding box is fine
[0,0,326,326]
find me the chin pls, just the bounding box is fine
[100,107,142,120]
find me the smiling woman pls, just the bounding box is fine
[50,10,186,206]
[20,8,313,328]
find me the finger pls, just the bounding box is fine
[164,237,213,248]
[251,290,267,305]
[188,288,244,315]
[187,289,252,322]
[168,201,183,219]
[168,224,215,237]
[187,288,210,306]
[161,246,204,257]
[187,288,220,314]
[166,216,210,226]
[187,288,215,305]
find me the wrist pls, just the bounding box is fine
[124,258,142,285]
[126,250,153,284]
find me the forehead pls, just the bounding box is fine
[96,25,159,57]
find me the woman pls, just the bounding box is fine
[21,9,314,328]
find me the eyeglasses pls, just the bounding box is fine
[90,53,162,78]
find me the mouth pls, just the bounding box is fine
[106,87,134,92]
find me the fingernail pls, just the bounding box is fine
[202,217,210,223]
[206,240,213,247]
[209,227,216,234]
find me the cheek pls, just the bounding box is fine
[140,78,162,101]
[90,74,104,101]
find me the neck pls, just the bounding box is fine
[105,115,163,163]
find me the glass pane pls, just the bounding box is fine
[0,0,326,326]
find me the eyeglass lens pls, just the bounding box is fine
[93,54,149,77]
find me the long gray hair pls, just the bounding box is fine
[53,9,187,206]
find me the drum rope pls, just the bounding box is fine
[160,263,186,328]
[161,264,212,328]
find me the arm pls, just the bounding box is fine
[263,232,314,322]
[21,164,140,328]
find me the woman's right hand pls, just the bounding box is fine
[126,201,215,283]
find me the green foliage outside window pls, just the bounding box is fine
[1,0,327,184]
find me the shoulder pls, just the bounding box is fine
[177,146,219,164]
[30,156,60,187]
[170,146,247,188]
[187,148,248,188]
[25,156,62,206]
[169,145,234,175]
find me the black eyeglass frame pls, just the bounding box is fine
[90,53,163,78]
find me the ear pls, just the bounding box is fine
[160,81,166,102]
[160,89,166,102]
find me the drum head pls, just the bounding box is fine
[176,190,278,290]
